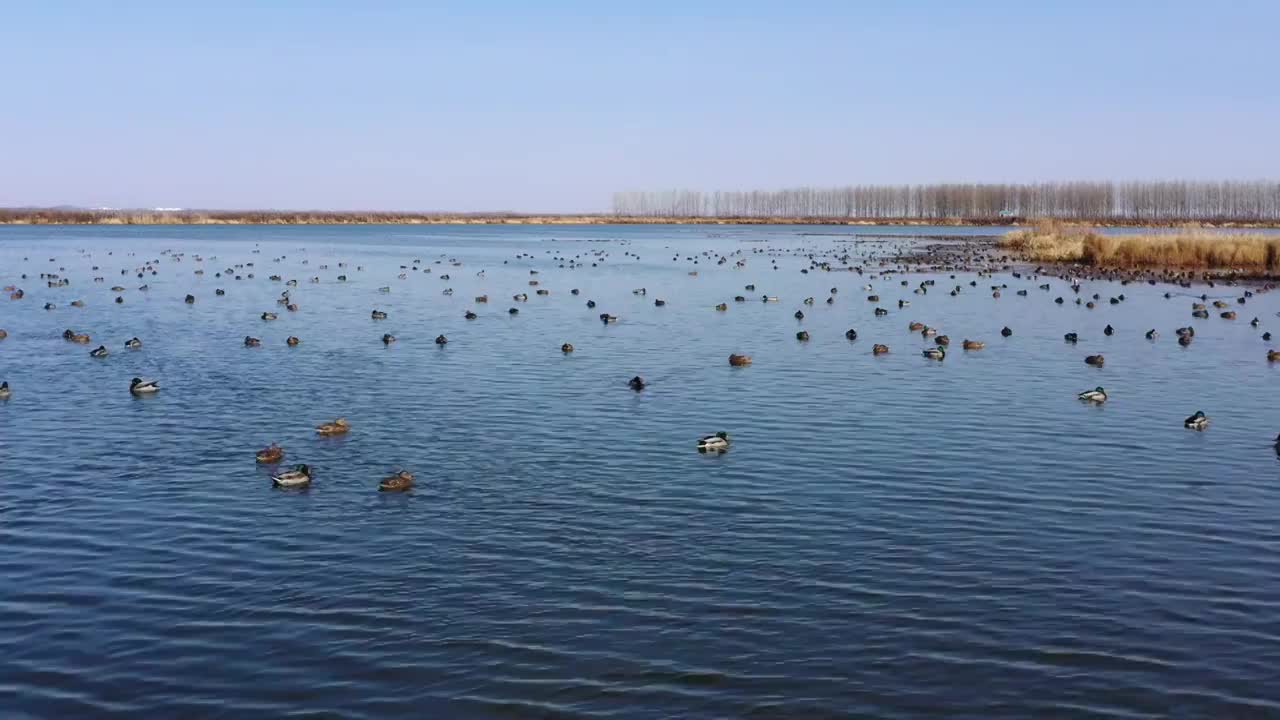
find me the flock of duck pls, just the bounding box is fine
[4,231,1280,483]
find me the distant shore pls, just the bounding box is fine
[3,209,1280,228]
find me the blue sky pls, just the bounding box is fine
[1,1,1276,211]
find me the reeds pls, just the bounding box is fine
[1000,221,1280,270]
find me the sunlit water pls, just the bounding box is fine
[2,224,1279,718]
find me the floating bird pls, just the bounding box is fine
[435,334,448,345]
[922,345,946,360]
[261,312,278,321]
[1184,411,1208,430]
[130,377,159,394]
[796,330,810,341]
[845,329,858,340]
[379,470,414,492]
[962,339,984,350]
[89,345,109,358]
[697,432,730,452]
[873,344,889,355]
[629,376,646,391]
[256,443,284,464]
[184,294,195,304]
[561,343,574,353]
[316,418,350,435]
[0,381,9,399]
[1064,332,1079,343]
[1078,386,1108,403]
[382,333,396,344]
[600,314,618,323]
[1145,329,1158,340]
[728,353,752,366]
[125,337,142,349]
[372,310,388,320]
[1085,354,1105,366]
[287,336,300,346]
[1001,326,1013,337]
[272,464,312,488]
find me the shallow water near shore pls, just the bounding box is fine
[2,224,1280,719]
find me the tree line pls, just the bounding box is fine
[611,181,1280,222]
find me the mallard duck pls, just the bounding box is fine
[70,299,85,307]
[1078,386,1107,402]
[382,333,396,344]
[256,443,284,464]
[962,339,984,350]
[697,432,730,452]
[89,345,109,358]
[921,327,938,337]
[629,376,646,391]
[244,336,261,347]
[379,470,414,492]
[1268,350,1280,362]
[513,293,528,302]
[715,303,728,311]
[1184,411,1208,430]
[129,377,159,394]
[796,330,810,341]
[935,335,950,346]
[561,343,574,353]
[873,344,889,355]
[922,345,946,360]
[435,334,448,345]
[261,312,278,321]
[316,418,350,435]
[371,310,388,320]
[0,381,10,399]
[272,464,311,488]
[908,321,924,331]
[1085,354,1105,366]
[1221,311,1237,320]
[845,329,858,340]
[728,353,752,366]
[125,337,142,349]
[286,336,300,346]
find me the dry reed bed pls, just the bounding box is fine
[1000,221,1280,270]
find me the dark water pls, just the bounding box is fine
[2,224,1279,719]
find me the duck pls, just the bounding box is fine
[728,353,752,366]
[1264,332,1273,342]
[382,333,396,345]
[715,303,728,311]
[1104,324,1114,336]
[922,345,946,360]
[125,337,142,349]
[435,334,448,345]
[794,310,804,320]
[653,298,665,306]
[464,311,477,320]
[845,329,858,340]
[628,376,646,391]
[908,321,925,331]
[509,307,519,315]
[244,336,261,347]
[600,314,618,323]
[1145,329,1158,340]
[921,326,937,337]
[378,470,414,492]
[1179,334,1193,346]
[43,302,56,310]
[70,299,85,307]
[935,335,950,346]
[1268,350,1280,362]
[0,381,9,399]
[1085,354,1105,366]
[1001,326,1013,337]
[796,330,810,341]
[1078,386,1108,403]
[286,336,300,346]
[874,307,888,316]
[256,443,284,464]
[89,345,109,358]
[1064,332,1079,343]
[316,418,350,435]
[873,344,890,355]
[71,333,91,343]
[261,312,278,321]
[129,377,159,394]
[962,339,985,350]
[475,295,489,303]
[271,464,312,488]
[697,432,730,452]
[1184,411,1208,430]
[371,310,388,320]
[184,294,195,304]
[561,343,574,353]
[586,300,596,308]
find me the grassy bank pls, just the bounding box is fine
[1000,221,1280,270]
[4,209,1280,227]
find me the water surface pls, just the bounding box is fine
[2,224,1279,718]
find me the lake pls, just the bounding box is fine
[2,223,1279,718]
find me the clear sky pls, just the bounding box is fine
[1,0,1276,212]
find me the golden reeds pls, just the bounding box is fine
[1000,221,1280,270]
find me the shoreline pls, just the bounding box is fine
[3,211,1280,228]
